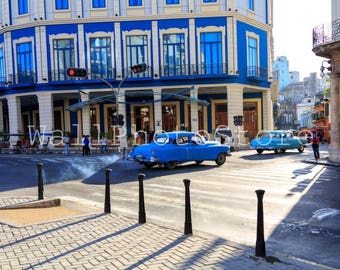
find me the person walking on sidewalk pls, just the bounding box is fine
[63,133,70,156]
[308,126,322,162]
[84,135,91,156]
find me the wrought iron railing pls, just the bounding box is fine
[246,66,268,81]
[313,18,340,47]
[159,63,229,77]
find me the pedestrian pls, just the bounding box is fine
[63,133,70,156]
[84,135,90,156]
[99,135,107,153]
[308,126,322,162]
[81,135,86,156]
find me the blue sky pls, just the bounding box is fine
[273,0,331,79]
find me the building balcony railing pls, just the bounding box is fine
[313,18,340,47]
[159,63,231,78]
[246,66,268,81]
[3,63,270,87]
[3,72,36,86]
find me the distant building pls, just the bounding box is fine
[289,71,300,83]
[296,97,315,128]
[272,56,291,92]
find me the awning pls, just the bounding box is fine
[65,86,209,112]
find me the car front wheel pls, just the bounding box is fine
[256,149,264,154]
[164,161,177,170]
[195,160,203,165]
[215,153,226,165]
[298,145,304,153]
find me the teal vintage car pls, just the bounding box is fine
[250,130,307,154]
[128,131,231,169]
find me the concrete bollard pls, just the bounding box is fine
[104,168,112,213]
[183,179,192,235]
[138,173,146,223]
[255,189,266,257]
[37,163,44,200]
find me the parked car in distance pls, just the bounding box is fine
[213,126,235,151]
[128,131,231,169]
[250,130,307,154]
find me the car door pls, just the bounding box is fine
[187,134,207,161]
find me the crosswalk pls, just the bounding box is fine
[63,155,326,248]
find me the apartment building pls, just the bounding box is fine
[0,0,274,146]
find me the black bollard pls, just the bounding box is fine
[255,189,266,257]
[183,179,192,235]
[37,163,44,200]
[123,147,126,160]
[104,168,112,213]
[138,173,146,223]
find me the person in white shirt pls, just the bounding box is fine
[63,133,70,156]
[99,136,107,153]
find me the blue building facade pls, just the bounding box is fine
[0,0,274,147]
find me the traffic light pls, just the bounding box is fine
[131,63,147,74]
[233,115,243,126]
[118,114,124,126]
[67,68,87,77]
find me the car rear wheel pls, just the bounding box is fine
[274,149,279,154]
[256,149,264,154]
[195,160,203,165]
[298,145,304,153]
[215,153,226,165]
[143,162,154,169]
[280,149,286,153]
[164,161,177,170]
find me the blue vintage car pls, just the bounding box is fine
[250,130,307,154]
[128,131,231,169]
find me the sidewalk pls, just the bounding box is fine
[0,197,332,270]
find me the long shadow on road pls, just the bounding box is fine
[83,159,220,185]
[266,165,340,269]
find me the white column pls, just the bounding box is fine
[114,22,122,79]
[0,100,4,131]
[117,89,127,148]
[227,17,237,75]
[262,89,274,130]
[227,84,244,146]
[7,95,22,144]
[152,21,160,78]
[190,86,199,132]
[36,26,48,83]
[113,0,120,15]
[329,53,340,162]
[80,93,91,137]
[153,89,162,132]
[227,84,243,128]
[37,92,54,133]
[189,19,196,70]
[78,24,85,68]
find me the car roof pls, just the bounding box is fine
[155,131,198,138]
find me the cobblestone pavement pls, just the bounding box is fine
[0,197,333,270]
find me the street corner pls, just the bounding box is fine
[0,196,101,227]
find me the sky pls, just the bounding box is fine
[273,0,332,79]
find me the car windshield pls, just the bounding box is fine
[154,135,170,144]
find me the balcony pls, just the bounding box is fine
[313,18,340,47]
[246,66,268,81]
[159,63,230,79]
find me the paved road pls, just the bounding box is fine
[0,144,339,268]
